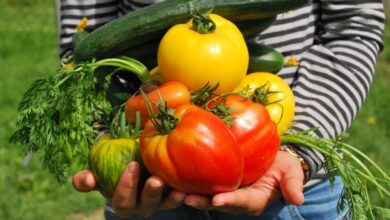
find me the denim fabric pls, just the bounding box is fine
[105,176,348,220]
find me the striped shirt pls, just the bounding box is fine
[56,0,385,186]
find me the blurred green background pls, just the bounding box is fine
[1,0,389,219]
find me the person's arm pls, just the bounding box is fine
[183,0,385,215]
[56,0,120,58]
[289,0,385,181]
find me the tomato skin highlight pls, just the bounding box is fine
[208,95,280,186]
[234,72,295,135]
[125,81,191,127]
[140,105,244,195]
[157,14,248,94]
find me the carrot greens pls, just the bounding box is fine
[281,130,390,220]
[9,57,149,183]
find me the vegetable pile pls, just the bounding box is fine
[9,0,390,219]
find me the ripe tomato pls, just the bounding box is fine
[140,104,243,195]
[234,72,295,135]
[207,95,280,186]
[125,81,191,127]
[157,13,249,94]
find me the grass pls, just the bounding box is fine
[0,0,105,219]
[0,0,389,219]
[346,22,390,207]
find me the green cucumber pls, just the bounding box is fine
[247,41,285,73]
[235,15,276,39]
[73,0,308,62]
[73,30,89,48]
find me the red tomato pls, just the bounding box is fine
[125,81,191,127]
[207,95,280,186]
[140,104,244,195]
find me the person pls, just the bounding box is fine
[56,0,385,219]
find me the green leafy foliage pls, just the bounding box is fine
[9,61,113,183]
[1,1,105,219]
[281,130,390,220]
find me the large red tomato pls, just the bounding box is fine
[140,104,243,195]
[207,95,280,186]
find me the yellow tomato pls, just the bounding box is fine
[157,13,249,94]
[234,72,295,135]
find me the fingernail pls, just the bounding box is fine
[185,202,198,208]
[149,178,163,188]
[84,173,95,188]
[127,162,139,174]
[173,193,186,203]
[185,200,198,208]
[212,198,225,207]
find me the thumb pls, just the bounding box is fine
[279,160,305,205]
[72,169,97,192]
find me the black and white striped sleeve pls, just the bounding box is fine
[56,0,120,58]
[290,1,385,180]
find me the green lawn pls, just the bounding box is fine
[1,0,389,219]
[0,0,105,219]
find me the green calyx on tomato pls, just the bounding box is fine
[191,11,216,34]
[141,90,179,134]
[250,82,286,119]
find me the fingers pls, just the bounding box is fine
[137,176,166,217]
[112,162,140,218]
[72,169,97,192]
[184,194,212,209]
[111,162,178,218]
[279,160,305,205]
[183,189,271,216]
[159,190,186,211]
[212,188,271,215]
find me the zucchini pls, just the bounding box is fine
[247,40,285,73]
[235,15,276,39]
[73,0,308,62]
[73,30,89,48]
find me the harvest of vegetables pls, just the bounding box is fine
[9,0,390,219]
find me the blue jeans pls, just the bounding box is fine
[105,176,348,220]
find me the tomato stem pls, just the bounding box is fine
[141,90,178,134]
[192,10,216,34]
[110,105,141,139]
[190,82,219,106]
[246,82,285,125]
[249,81,284,106]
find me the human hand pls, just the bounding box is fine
[183,151,305,216]
[72,162,186,218]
